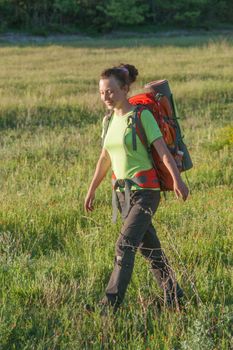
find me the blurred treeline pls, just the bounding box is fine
[0,0,233,34]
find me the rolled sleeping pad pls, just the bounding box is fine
[145,80,171,99]
[144,80,193,171]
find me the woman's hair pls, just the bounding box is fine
[100,64,138,87]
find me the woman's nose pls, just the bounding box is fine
[103,92,109,101]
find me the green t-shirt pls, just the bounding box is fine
[103,109,162,184]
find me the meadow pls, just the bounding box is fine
[0,34,232,349]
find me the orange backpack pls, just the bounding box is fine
[128,80,193,191]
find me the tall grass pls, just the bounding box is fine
[0,35,232,349]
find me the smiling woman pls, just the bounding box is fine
[84,63,189,313]
[99,65,138,111]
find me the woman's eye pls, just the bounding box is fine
[99,90,113,96]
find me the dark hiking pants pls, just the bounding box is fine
[104,190,183,309]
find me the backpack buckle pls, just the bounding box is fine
[155,92,163,101]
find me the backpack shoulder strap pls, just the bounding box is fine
[129,105,150,151]
[101,111,113,147]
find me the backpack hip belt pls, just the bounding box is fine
[111,168,160,222]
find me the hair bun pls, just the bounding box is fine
[119,64,138,84]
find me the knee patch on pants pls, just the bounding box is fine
[115,247,135,269]
[118,235,137,252]
[115,235,137,268]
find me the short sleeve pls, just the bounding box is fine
[140,109,162,144]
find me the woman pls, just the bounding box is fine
[84,64,189,313]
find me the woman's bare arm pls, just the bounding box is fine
[152,138,189,201]
[84,148,111,211]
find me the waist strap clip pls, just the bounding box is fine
[112,179,134,223]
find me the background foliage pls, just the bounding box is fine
[0,0,233,33]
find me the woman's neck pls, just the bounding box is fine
[114,101,133,117]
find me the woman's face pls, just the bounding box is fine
[99,76,128,110]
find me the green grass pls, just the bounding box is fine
[0,35,232,349]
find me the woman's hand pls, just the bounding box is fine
[84,191,95,212]
[173,179,189,201]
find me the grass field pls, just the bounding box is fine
[0,34,232,349]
